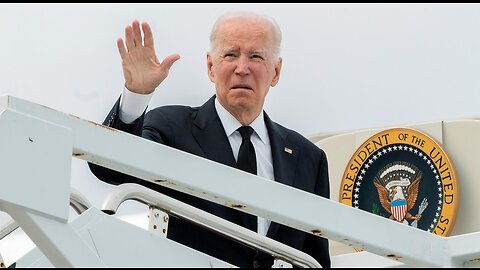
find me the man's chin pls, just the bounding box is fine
[227,99,254,111]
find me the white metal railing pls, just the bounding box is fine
[0,95,479,267]
[0,220,16,244]
[0,188,92,240]
[0,188,92,267]
[102,183,321,268]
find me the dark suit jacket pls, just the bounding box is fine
[89,95,330,268]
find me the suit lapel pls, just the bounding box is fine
[264,112,300,237]
[265,112,299,189]
[192,96,237,168]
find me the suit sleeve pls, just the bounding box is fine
[87,97,187,198]
[303,149,331,268]
[88,97,146,186]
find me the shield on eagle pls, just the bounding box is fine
[391,199,407,222]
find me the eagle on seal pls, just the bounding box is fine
[374,164,422,223]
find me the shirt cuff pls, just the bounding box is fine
[119,86,153,123]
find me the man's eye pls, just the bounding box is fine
[251,55,264,60]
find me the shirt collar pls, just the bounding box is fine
[214,98,269,145]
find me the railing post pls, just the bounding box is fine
[148,207,168,237]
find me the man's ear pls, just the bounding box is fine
[207,53,215,83]
[271,57,282,87]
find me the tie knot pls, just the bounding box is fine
[237,126,254,140]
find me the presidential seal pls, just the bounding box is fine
[340,128,459,236]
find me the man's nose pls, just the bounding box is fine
[234,56,250,76]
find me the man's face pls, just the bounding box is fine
[207,18,282,119]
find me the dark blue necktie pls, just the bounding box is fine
[237,126,257,175]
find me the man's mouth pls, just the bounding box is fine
[231,84,253,90]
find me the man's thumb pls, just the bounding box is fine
[161,54,181,70]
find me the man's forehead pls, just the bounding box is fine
[217,19,271,39]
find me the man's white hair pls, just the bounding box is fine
[209,11,282,59]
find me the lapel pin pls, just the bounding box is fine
[284,147,293,154]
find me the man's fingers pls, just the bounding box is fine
[142,22,154,49]
[124,25,135,52]
[117,38,127,58]
[132,20,142,47]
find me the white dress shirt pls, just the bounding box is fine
[119,87,153,123]
[119,87,274,235]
